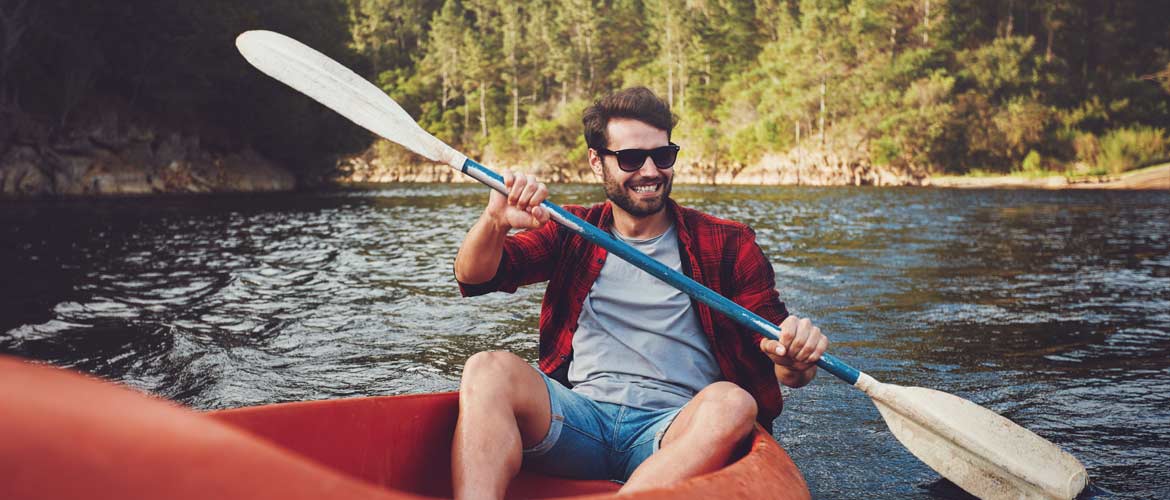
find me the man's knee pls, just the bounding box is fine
[697,382,758,438]
[460,351,528,400]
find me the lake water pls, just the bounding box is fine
[2,184,1168,498]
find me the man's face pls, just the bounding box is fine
[590,118,674,218]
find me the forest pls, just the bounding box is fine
[2,0,1169,185]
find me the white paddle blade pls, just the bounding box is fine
[856,375,1087,500]
[235,30,466,168]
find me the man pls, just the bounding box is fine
[452,87,828,499]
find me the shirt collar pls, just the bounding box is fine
[597,198,692,249]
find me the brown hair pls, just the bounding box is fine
[582,87,676,151]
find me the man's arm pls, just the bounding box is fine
[454,172,549,284]
[453,210,511,285]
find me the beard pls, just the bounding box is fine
[601,165,673,217]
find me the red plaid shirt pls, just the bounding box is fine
[458,199,788,427]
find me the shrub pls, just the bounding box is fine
[993,99,1053,166]
[1020,150,1042,173]
[873,136,899,166]
[1096,127,1169,174]
[1073,132,1101,170]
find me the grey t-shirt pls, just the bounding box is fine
[568,223,722,410]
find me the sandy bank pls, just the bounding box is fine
[928,164,1169,190]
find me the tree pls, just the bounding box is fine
[346,0,435,76]
[422,0,465,115]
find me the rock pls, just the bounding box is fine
[339,153,472,184]
[52,130,96,156]
[723,148,926,186]
[86,112,132,151]
[126,124,156,144]
[221,152,297,191]
[83,153,155,195]
[152,133,187,166]
[0,126,296,198]
[0,97,302,199]
[0,147,52,196]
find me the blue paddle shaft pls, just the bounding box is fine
[460,159,862,386]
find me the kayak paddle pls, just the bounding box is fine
[235,30,1088,500]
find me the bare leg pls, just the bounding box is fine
[619,382,757,494]
[452,351,553,500]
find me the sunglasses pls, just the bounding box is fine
[595,143,681,172]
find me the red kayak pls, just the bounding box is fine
[0,355,810,499]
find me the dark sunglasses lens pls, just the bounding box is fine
[614,146,678,171]
[617,151,645,172]
[651,146,678,168]
[616,150,650,171]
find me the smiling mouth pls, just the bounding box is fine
[631,183,661,194]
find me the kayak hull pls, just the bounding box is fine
[210,391,811,499]
[0,355,810,499]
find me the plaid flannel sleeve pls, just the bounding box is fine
[729,227,789,345]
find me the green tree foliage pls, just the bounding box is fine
[346,0,435,76]
[6,0,1167,179]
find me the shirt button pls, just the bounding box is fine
[596,258,603,264]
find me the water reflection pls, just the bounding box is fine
[1,186,1167,498]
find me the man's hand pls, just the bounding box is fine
[455,171,550,285]
[759,315,829,388]
[485,170,550,231]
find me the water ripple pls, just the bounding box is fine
[1,186,1168,498]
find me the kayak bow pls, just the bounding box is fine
[0,355,810,499]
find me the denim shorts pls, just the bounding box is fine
[522,370,685,482]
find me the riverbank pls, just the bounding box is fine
[927,164,1170,190]
[337,145,927,186]
[0,111,296,199]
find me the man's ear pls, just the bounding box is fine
[588,149,604,178]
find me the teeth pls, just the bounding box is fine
[633,184,658,193]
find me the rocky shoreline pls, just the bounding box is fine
[338,146,929,186]
[7,129,1161,197]
[1,114,295,199]
[339,149,1168,191]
